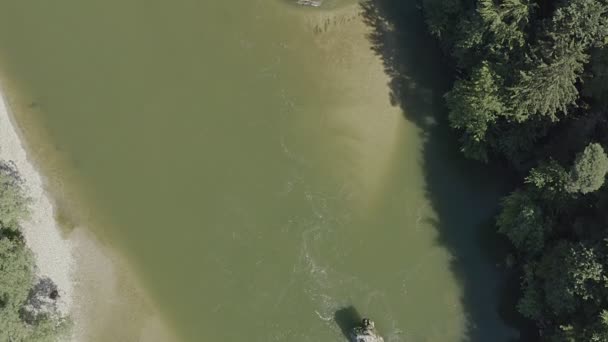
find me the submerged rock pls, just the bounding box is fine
[351,318,384,342]
[296,0,322,7]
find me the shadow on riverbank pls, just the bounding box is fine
[359,0,521,341]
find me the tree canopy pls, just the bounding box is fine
[423,0,608,339]
[566,143,608,194]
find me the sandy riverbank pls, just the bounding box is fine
[0,85,177,341]
[0,87,74,314]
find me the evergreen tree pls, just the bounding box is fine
[508,44,587,121]
[446,62,505,161]
[478,0,532,50]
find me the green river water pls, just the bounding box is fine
[0,0,517,340]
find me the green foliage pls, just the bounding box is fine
[0,162,30,229]
[0,235,70,342]
[493,119,549,169]
[422,0,464,40]
[551,324,578,342]
[478,0,532,50]
[517,263,542,320]
[0,234,34,310]
[446,63,505,161]
[536,242,578,316]
[452,17,487,68]
[566,143,608,194]
[548,0,608,49]
[584,48,608,103]
[423,0,608,338]
[555,311,608,342]
[508,45,588,121]
[507,0,608,120]
[537,242,603,316]
[526,160,569,196]
[497,190,546,255]
[26,315,72,342]
[564,245,603,301]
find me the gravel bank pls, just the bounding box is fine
[0,89,74,314]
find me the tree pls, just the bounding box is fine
[548,0,608,49]
[583,48,608,104]
[446,62,505,161]
[497,189,547,255]
[536,242,577,316]
[537,242,603,316]
[566,143,608,194]
[526,160,567,190]
[478,0,532,51]
[508,0,608,121]
[517,263,542,320]
[525,160,569,203]
[422,0,465,40]
[508,44,588,121]
[0,234,34,341]
[0,162,30,229]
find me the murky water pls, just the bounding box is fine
[0,0,516,340]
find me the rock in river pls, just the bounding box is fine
[351,318,384,342]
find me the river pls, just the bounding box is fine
[0,0,517,341]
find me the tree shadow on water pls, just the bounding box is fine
[360,0,520,341]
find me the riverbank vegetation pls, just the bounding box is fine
[421,0,608,339]
[0,161,70,341]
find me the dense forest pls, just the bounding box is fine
[421,0,608,340]
[0,162,69,341]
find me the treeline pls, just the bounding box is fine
[421,0,608,340]
[0,162,70,341]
